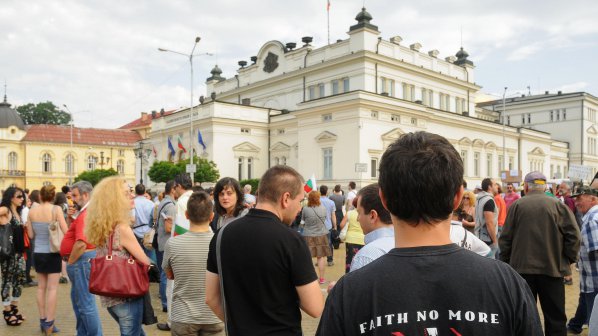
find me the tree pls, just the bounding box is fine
[148,161,182,184]
[74,168,118,186]
[16,101,72,125]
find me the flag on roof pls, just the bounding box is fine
[152,145,158,158]
[304,174,317,193]
[177,136,187,153]
[198,130,207,151]
[167,137,176,156]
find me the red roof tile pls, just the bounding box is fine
[22,124,141,147]
[119,110,175,129]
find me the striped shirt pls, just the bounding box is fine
[580,205,598,293]
[162,230,221,324]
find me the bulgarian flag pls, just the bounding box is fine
[304,174,317,193]
[152,145,158,158]
[177,136,187,153]
[173,213,190,236]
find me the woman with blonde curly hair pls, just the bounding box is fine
[300,190,331,284]
[85,176,150,336]
[457,190,476,232]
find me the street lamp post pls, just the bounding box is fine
[502,87,508,171]
[63,104,74,185]
[158,37,212,185]
[134,141,152,185]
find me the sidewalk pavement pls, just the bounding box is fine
[0,246,587,335]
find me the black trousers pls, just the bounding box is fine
[521,274,566,336]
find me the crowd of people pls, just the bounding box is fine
[1,130,597,335]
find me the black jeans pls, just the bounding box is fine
[521,274,566,336]
[567,290,588,333]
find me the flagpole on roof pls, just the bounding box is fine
[327,0,331,45]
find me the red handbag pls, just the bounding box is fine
[89,233,150,298]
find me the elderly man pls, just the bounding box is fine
[500,171,580,335]
[243,184,256,208]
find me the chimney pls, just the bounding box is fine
[428,50,439,58]
[545,91,549,95]
[390,36,403,45]
[141,112,148,121]
[558,91,562,95]
[151,110,157,119]
[160,108,165,116]
[410,43,422,52]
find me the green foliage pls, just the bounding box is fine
[239,179,260,194]
[147,161,182,184]
[74,168,118,186]
[148,156,220,184]
[16,101,72,125]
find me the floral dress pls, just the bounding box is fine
[1,211,26,305]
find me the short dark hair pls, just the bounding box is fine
[379,131,463,225]
[164,180,176,194]
[333,184,341,193]
[319,185,328,196]
[186,191,213,223]
[192,185,204,193]
[462,180,467,189]
[30,190,41,204]
[135,184,145,196]
[54,192,67,206]
[214,177,244,217]
[358,183,391,224]
[24,188,30,194]
[257,165,303,204]
[174,173,192,190]
[349,181,356,189]
[61,185,70,194]
[481,178,493,193]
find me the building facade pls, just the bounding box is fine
[143,8,571,188]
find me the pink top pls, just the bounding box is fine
[504,192,521,209]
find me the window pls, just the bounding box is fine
[507,116,510,126]
[428,90,434,108]
[422,88,428,106]
[391,114,400,122]
[42,153,52,173]
[117,159,125,175]
[473,152,480,177]
[456,97,463,114]
[323,148,333,179]
[280,156,286,165]
[550,110,553,121]
[309,86,316,100]
[370,158,378,178]
[332,80,339,95]
[498,155,504,172]
[322,114,332,122]
[509,156,514,170]
[380,77,394,96]
[445,95,451,112]
[8,152,17,171]
[42,181,52,187]
[439,93,446,111]
[550,164,554,178]
[241,128,250,134]
[521,114,526,124]
[118,149,125,156]
[87,155,97,171]
[238,157,243,180]
[589,137,597,155]
[563,109,567,120]
[556,110,560,121]
[343,78,350,92]
[460,150,468,175]
[402,83,414,101]
[318,83,325,98]
[411,117,417,125]
[247,157,253,179]
[371,111,378,119]
[274,157,280,165]
[486,153,492,177]
[527,113,531,124]
[65,154,74,175]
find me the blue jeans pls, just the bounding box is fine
[66,251,103,336]
[155,250,167,309]
[107,297,146,336]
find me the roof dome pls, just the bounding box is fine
[350,7,378,33]
[355,7,373,22]
[206,65,225,82]
[454,47,473,66]
[0,95,25,130]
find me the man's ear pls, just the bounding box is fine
[453,186,465,211]
[185,210,189,220]
[379,189,389,211]
[280,192,290,209]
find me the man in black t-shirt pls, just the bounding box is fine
[206,166,323,335]
[474,177,498,259]
[316,131,542,336]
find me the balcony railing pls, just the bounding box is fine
[0,170,25,177]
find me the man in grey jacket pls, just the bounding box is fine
[500,171,580,336]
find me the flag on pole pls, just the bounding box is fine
[177,136,187,153]
[173,213,190,237]
[167,137,176,156]
[198,130,207,150]
[304,174,317,193]
[327,0,330,11]
[152,145,158,158]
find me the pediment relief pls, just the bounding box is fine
[232,142,260,153]
[458,137,472,146]
[270,141,291,152]
[315,131,337,143]
[484,141,497,150]
[381,128,405,141]
[472,139,484,148]
[528,147,546,156]
[587,126,598,135]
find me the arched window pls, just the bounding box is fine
[117,160,125,175]
[42,153,52,173]
[8,152,17,171]
[87,155,97,171]
[238,157,244,180]
[280,156,286,166]
[65,154,74,175]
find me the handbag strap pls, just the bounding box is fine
[311,207,326,227]
[216,223,230,335]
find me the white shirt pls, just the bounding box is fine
[450,221,491,257]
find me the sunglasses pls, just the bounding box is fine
[15,195,24,199]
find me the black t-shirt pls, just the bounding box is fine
[483,198,496,212]
[207,208,317,336]
[316,244,542,336]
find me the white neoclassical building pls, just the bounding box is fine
[143,8,570,189]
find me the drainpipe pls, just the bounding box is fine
[267,109,272,168]
[375,38,382,94]
[302,49,312,102]
[581,98,585,166]
[235,75,240,104]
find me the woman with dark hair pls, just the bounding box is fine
[301,191,331,284]
[26,185,68,334]
[53,192,70,284]
[30,190,41,208]
[213,177,248,229]
[0,187,27,326]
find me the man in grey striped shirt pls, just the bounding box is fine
[162,191,223,335]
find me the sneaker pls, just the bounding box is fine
[157,323,171,331]
[327,261,334,266]
[319,278,326,284]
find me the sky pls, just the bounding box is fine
[1,0,597,129]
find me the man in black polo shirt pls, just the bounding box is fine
[206,166,324,335]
